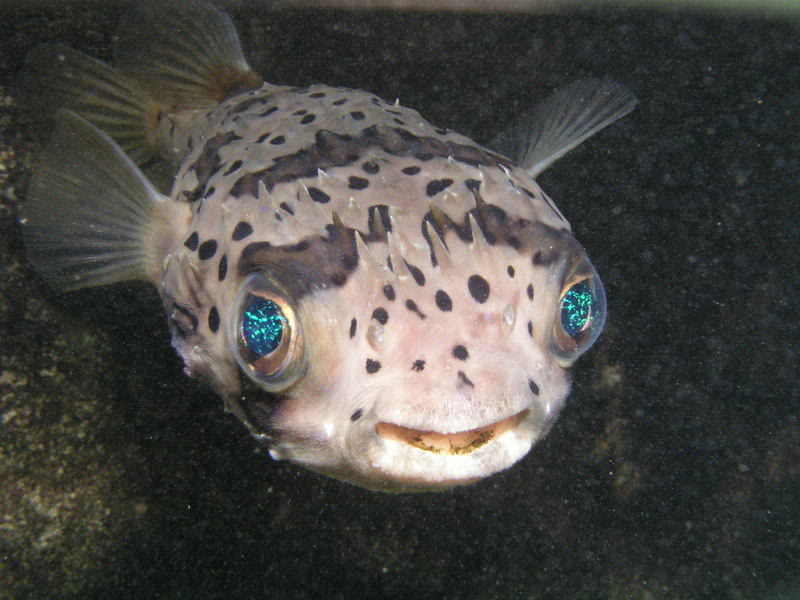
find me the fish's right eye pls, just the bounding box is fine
[229,274,305,391]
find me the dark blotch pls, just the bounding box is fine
[412,359,425,372]
[350,111,366,120]
[310,91,326,98]
[372,307,389,325]
[468,274,490,304]
[218,255,228,281]
[279,201,295,215]
[198,240,217,260]
[425,178,453,197]
[366,359,381,374]
[383,284,396,301]
[270,135,286,145]
[452,345,469,361]
[223,159,243,175]
[348,176,369,190]
[350,409,363,422]
[232,221,253,241]
[184,231,199,251]
[435,289,452,312]
[405,261,425,286]
[527,284,534,300]
[208,307,220,333]
[308,187,331,204]
[405,299,426,320]
[507,265,515,278]
[458,371,475,388]
[362,161,380,174]
[349,318,357,338]
[300,114,316,124]
[401,166,421,175]
[255,132,270,144]
[465,178,481,192]
[528,379,540,396]
[527,321,533,337]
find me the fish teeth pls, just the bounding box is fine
[424,220,452,271]
[354,231,385,278]
[468,212,491,258]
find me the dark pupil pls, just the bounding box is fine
[561,281,593,337]
[242,297,285,357]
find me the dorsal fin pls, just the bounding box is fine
[113,1,262,108]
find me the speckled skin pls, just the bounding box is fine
[156,78,590,490]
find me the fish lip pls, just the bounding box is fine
[374,410,530,456]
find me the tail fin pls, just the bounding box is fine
[21,44,162,166]
[113,1,262,108]
[21,110,189,292]
[20,1,261,168]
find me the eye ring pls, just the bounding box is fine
[228,273,305,391]
[550,258,606,365]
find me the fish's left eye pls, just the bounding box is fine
[229,274,305,390]
[551,258,606,365]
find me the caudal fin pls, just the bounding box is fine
[21,110,189,292]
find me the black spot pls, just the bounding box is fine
[208,307,220,333]
[366,358,381,374]
[223,159,243,175]
[278,201,294,215]
[527,321,533,337]
[218,255,228,281]
[349,318,357,338]
[350,409,363,422]
[204,186,216,198]
[333,98,348,106]
[300,114,316,124]
[362,161,380,174]
[405,299,426,319]
[533,251,543,264]
[331,272,348,286]
[465,178,481,192]
[528,379,540,396]
[508,236,521,249]
[468,274,490,303]
[507,265,515,278]
[405,261,425,286]
[184,231,199,251]
[435,289,452,312]
[350,111,365,120]
[393,118,406,125]
[458,371,475,388]
[383,284,396,301]
[310,91,326,98]
[258,106,278,117]
[412,359,425,372]
[348,176,369,190]
[527,284,534,300]
[372,307,389,325]
[308,187,331,203]
[198,240,217,260]
[426,178,453,197]
[402,166,421,175]
[255,132,270,144]
[270,135,286,145]
[232,221,253,241]
[293,109,307,116]
[452,345,469,360]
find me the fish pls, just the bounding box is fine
[19,1,636,492]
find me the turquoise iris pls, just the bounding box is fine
[242,297,285,357]
[560,281,594,337]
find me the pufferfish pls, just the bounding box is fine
[20,2,635,492]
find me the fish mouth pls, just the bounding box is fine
[374,410,529,455]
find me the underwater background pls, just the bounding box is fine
[0,1,797,598]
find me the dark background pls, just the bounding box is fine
[0,2,797,598]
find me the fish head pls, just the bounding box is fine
[164,172,606,492]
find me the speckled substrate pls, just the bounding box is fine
[1,4,798,599]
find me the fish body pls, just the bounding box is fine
[21,2,635,491]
